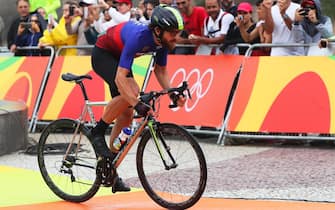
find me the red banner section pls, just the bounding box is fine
[0,56,50,118]
[227,56,335,134]
[145,55,243,127]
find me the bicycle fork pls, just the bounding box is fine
[148,121,178,170]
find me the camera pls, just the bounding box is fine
[320,40,328,48]
[299,7,310,17]
[69,5,75,16]
[20,22,32,29]
[238,15,243,21]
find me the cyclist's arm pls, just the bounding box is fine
[153,64,170,90]
[154,64,186,107]
[115,67,139,106]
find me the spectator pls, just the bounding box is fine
[175,0,208,54]
[14,14,43,56]
[292,0,333,55]
[65,0,97,55]
[29,0,61,20]
[7,0,47,56]
[39,0,80,55]
[159,0,174,6]
[134,0,159,24]
[221,0,237,17]
[263,0,304,56]
[220,2,259,55]
[97,0,115,9]
[103,8,112,22]
[144,0,159,19]
[8,0,32,55]
[188,0,234,55]
[234,0,272,56]
[138,0,145,11]
[36,7,47,20]
[253,0,272,55]
[93,0,132,33]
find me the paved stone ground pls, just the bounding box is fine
[1,133,335,203]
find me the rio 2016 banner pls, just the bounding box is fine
[36,55,151,121]
[227,56,335,134]
[0,56,50,117]
[145,55,243,128]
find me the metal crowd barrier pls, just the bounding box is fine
[55,45,94,56]
[14,46,55,132]
[0,46,55,132]
[218,42,335,145]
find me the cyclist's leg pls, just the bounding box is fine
[102,79,138,192]
[108,77,139,152]
[90,46,132,192]
[90,46,119,157]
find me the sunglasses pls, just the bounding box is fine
[304,6,316,10]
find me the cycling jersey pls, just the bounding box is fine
[95,21,168,71]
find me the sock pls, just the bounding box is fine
[92,119,109,136]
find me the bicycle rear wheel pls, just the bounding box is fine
[38,119,100,202]
[136,123,207,210]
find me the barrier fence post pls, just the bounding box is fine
[18,46,56,132]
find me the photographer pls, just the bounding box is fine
[92,0,132,33]
[221,2,257,55]
[292,0,333,55]
[38,1,80,55]
[14,14,43,56]
[65,0,98,55]
[7,0,47,56]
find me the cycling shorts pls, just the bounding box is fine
[91,46,133,97]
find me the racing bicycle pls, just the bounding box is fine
[37,73,207,209]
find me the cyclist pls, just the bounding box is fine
[90,5,186,193]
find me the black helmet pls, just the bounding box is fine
[150,5,184,31]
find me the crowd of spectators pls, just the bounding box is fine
[4,0,335,56]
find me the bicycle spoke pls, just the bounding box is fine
[38,119,100,202]
[136,123,207,209]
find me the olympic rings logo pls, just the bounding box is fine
[170,68,214,112]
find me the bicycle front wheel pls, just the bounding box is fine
[37,119,100,202]
[136,123,207,210]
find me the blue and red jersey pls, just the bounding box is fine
[95,21,168,71]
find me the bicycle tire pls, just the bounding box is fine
[136,123,207,209]
[37,118,101,202]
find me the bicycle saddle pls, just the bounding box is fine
[61,73,92,82]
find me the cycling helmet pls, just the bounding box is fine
[150,5,184,31]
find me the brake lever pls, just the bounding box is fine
[139,92,154,104]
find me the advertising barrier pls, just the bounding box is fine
[145,55,243,127]
[225,56,335,137]
[2,44,335,144]
[0,56,50,118]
